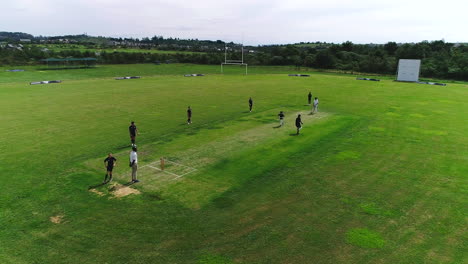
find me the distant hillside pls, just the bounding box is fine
[0,31,245,52]
[1,31,468,80]
[0,32,34,41]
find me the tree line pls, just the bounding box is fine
[1,37,467,81]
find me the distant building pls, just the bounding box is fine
[20,39,31,42]
[453,43,467,47]
[6,44,22,50]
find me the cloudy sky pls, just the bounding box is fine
[2,0,467,45]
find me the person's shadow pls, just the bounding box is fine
[88,182,107,189]
[116,144,131,150]
[289,133,299,136]
[124,181,135,186]
[273,125,282,128]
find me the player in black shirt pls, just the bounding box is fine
[295,114,303,135]
[187,106,192,124]
[278,111,285,127]
[129,121,138,146]
[104,153,117,183]
[249,97,253,112]
[308,92,312,105]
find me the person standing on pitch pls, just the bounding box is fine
[295,114,303,135]
[187,106,192,124]
[308,92,312,105]
[129,147,139,183]
[278,111,285,127]
[312,97,319,114]
[129,121,138,146]
[249,97,253,112]
[104,153,117,183]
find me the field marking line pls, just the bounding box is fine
[148,165,181,178]
[150,171,168,180]
[146,160,197,172]
[147,165,162,171]
[140,159,198,183]
[144,165,171,179]
[164,160,196,169]
[146,164,197,181]
[158,175,179,182]
[171,169,197,180]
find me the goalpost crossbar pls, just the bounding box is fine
[220,62,248,75]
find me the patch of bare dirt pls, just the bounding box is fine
[109,183,141,198]
[89,189,105,196]
[50,215,64,224]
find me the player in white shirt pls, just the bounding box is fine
[129,147,139,183]
[312,97,319,114]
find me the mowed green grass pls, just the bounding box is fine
[0,64,467,264]
[0,64,308,84]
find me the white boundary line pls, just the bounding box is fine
[148,165,181,178]
[142,161,197,181]
[171,170,196,180]
[164,160,195,169]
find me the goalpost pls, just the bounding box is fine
[221,44,248,75]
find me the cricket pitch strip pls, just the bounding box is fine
[139,158,198,185]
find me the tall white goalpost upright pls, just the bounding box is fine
[221,43,248,75]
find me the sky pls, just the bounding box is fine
[1,0,467,45]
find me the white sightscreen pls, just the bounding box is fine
[397,59,421,82]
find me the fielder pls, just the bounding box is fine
[129,147,139,183]
[129,121,138,146]
[278,111,285,127]
[103,153,117,183]
[312,97,319,114]
[295,114,303,135]
[187,106,192,124]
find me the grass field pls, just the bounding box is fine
[1,64,467,263]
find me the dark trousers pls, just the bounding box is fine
[105,167,113,182]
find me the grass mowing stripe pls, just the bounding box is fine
[1,64,467,263]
